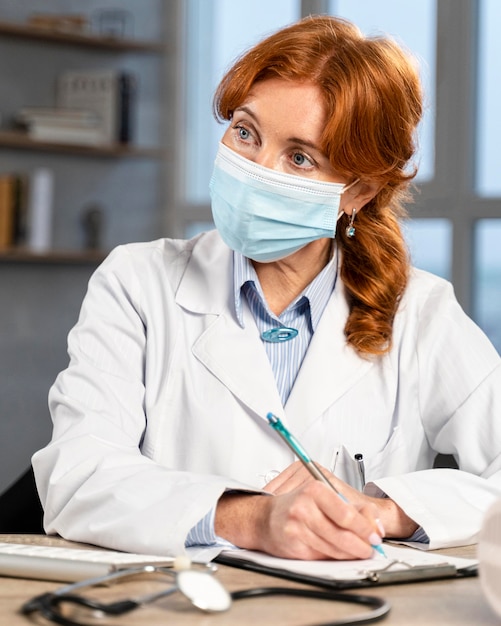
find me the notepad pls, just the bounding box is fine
[216,543,478,588]
[0,542,174,582]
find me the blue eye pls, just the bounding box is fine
[237,126,250,140]
[292,152,313,168]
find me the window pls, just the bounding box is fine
[183,0,300,204]
[176,1,501,353]
[404,219,451,280]
[329,0,436,183]
[474,220,501,353]
[476,0,501,196]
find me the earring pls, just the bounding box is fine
[346,209,357,238]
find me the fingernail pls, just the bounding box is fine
[375,518,386,537]
[369,532,382,546]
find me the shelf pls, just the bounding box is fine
[0,131,162,159]
[0,20,163,53]
[0,248,107,265]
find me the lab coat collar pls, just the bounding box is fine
[175,230,234,315]
[175,231,284,418]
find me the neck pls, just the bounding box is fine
[253,239,332,315]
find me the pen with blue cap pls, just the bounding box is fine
[266,412,386,558]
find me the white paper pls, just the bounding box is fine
[218,543,478,581]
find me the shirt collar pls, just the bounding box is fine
[233,249,338,330]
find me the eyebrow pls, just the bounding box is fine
[233,105,323,154]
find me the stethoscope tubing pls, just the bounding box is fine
[22,584,390,626]
[231,586,390,625]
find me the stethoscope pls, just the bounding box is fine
[21,561,390,626]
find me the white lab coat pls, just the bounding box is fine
[33,230,501,556]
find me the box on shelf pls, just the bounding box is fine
[57,69,136,144]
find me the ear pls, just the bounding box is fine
[339,180,380,215]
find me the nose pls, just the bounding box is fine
[253,147,277,171]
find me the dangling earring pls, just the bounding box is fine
[346,209,357,238]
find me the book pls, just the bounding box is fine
[57,69,136,144]
[15,106,104,146]
[11,174,29,246]
[27,14,89,35]
[27,123,104,146]
[16,107,100,128]
[26,168,54,252]
[0,174,16,250]
[117,72,136,143]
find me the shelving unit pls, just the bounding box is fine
[0,13,165,262]
[0,130,163,159]
[0,20,164,52]
[0,1,167,495]
[0,247,106,264]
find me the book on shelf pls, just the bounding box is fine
[0,174,15,250]
[28,124,104,146]
[26,168,54,253]
[15,107,103,145]
[56,69,136,144]
[15,106,104,146]
[0,174,28,251]
[16,107,100,128]
[27,13,89,35]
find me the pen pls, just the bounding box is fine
[354,453,366,490]
[266,412,386,558]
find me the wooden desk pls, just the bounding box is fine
[0,534,498,625]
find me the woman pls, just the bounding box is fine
[33,16,501,560]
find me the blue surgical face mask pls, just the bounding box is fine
[209,142,355,262]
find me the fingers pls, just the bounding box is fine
[265,461,309,494]
[310,484,383,559]
[261,481,384,561]
[266,460,332,494]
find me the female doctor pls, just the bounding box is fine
[33,15,501,560]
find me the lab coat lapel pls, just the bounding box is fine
[192,306,284,419]
[285,282,373,431]
[175,231,284,421]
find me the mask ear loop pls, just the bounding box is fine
[336,178,360,222]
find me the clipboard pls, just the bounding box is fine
[215,545,478,590]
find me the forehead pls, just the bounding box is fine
[236,78,327,142]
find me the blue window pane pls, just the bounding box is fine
[474,220,501,354]
[328,0,436,184]
[476,0,501,197]
[404,219,451,280]
[184,0,300,203]
[185,221,215,239]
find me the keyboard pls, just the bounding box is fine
[0,541,174,582]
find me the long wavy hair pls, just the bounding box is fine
[213,15,423,356]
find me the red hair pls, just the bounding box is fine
[214,16,423,356]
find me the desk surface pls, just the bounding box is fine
[0,534,498,626]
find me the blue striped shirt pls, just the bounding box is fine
[234,251,338,404]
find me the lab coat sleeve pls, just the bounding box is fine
[32,245,260,556]
[368,276,501,549]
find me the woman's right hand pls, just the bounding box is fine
[214,479,384,560]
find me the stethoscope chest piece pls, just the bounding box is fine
[177,569,232,612]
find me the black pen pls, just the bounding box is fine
[354,453,366,490]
